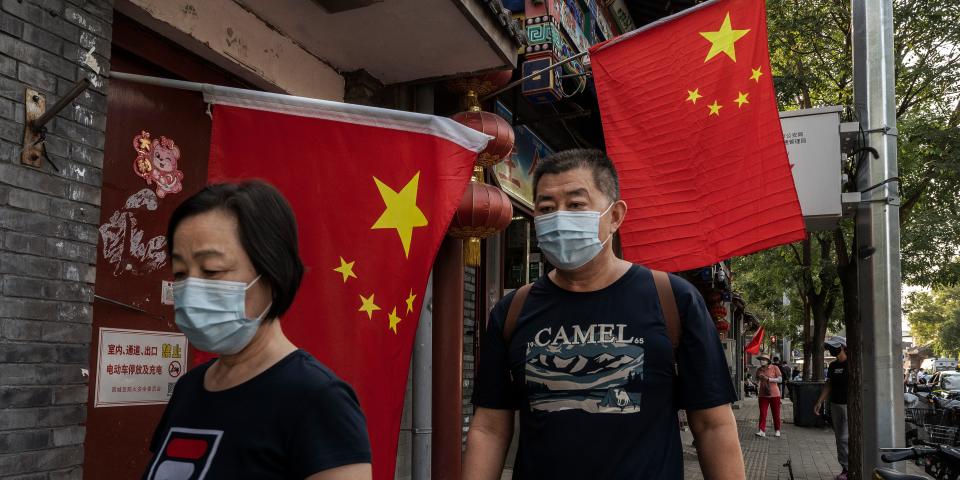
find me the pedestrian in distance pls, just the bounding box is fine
[775,357,792,400]
[464,149,745,479]
[144,182,372,480]
[755,355,783,438]
[814,336,850,480]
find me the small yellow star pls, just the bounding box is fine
[358,293,381,320]
[333,257,357,283]
[699,12,751,63]
[388,307,402,334]
[686,88,703,104]
[734,92,749,108]
[372,172,429,258]
[405,289,417,314]
[708,101,723,116]
[750,67,763,82]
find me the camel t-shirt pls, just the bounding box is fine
[473,265,736,479]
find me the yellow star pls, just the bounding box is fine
[750,67,763,82]
[333,256,357,283]
[388,307,402,334]
[699,13,750,63]
[371,172,428,258]
[405,289,417,314]
[734,92,749,108]
[358,293,381,320]
[708,101,723,116]
[686,88,703,104]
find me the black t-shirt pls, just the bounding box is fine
[828,359,848,405]
[473,265,736,480]
[144,350,371,479]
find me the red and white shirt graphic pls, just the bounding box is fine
[146,428,223,480]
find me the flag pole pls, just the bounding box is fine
[479,51,589,102]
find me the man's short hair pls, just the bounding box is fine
[167,181,305,321]
[773,356,780,362]
[533,148,620,203]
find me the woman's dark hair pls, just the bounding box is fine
[167,181,304,321]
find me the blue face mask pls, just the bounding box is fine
[173,276,272,355]
[535,203,614,271]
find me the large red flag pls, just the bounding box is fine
[204,92,489,479]
[590,0,806,272]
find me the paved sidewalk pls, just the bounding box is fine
[682,396,925,480]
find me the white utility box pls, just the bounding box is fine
[779,106,844,231]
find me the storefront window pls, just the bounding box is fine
[503,214,549,290]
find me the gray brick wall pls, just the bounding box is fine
[462,265,477,448]
[0,0,112,478]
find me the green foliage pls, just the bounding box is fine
[734,0,960,339]
[906,285,960,357]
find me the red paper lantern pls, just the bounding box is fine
[449,181,513,239]
[710,305,728,320]
[451,110,515,167]
[715,320,731,332]
[448,180,513,266]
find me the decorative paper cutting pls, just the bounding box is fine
[133,131,184,198]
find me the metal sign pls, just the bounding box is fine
[94,327,188,408]
[779,106,844,231]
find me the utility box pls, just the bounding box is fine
[779,106,844,231]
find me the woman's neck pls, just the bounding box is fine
[204,320,297,391]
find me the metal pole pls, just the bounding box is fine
[412,273,433,480]
[411,84,435,480]
[852,0,903,475]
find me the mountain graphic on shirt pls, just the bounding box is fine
[525,340,644,414]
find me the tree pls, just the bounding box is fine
[906,285,960,357]
[736,1,960,478]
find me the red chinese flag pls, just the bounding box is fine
[745,326,765,355]
[205,95,489,479]
[590,0,806,272]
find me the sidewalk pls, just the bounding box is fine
[682,396,924,480]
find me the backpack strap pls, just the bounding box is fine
[652,270,681,349]
[502,283,533,344]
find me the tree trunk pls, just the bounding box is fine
[836,227,863,480]
[811,304,830,381]
[801,239,814,381]
[802,300,813,380]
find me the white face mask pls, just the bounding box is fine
[173,275,272,355]
[535,203,615,271]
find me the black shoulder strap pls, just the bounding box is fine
[502,283,533,345]
[652,270,681,350]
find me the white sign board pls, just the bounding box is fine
[780,106,843,231]
[94,327,187,408]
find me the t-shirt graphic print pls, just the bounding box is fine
[525,324,644,413]
[147,427,223,479]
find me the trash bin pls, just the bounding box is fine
[791,381,826,427]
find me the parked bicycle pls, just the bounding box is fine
[875,443,960,480]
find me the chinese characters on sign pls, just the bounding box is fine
[783,130,808,145]
[94,328,188,408]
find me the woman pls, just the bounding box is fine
[144,182,372,480]
[754,355,783,438]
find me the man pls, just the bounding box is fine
[774,356,792,400]
[815,336,849,480]
[464,149,744,479]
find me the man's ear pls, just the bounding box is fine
[610,200,628,233]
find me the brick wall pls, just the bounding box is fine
[462,265,477,448]
[0,0,112,478]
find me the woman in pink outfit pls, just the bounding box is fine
[755,355,783,437]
